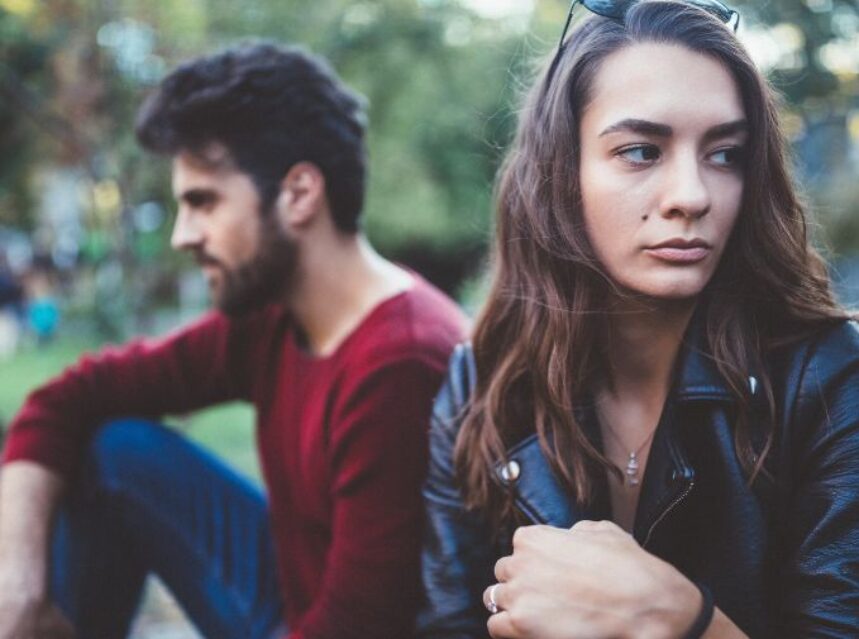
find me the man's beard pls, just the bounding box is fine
[211,216,298,317]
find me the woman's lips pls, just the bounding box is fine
[644,244,711,264]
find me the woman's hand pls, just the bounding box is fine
[0,595,74,639]
[483,520,703,639]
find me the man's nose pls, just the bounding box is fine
[170,208,203,251]
[658,154,711,220]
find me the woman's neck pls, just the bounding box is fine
[601,296,698,402]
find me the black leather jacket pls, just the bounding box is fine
[418,321,859,638]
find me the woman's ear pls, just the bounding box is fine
[275,162,326,230]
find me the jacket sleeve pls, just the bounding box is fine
[416,344,494,639]
[776,322,859,637]
[1,310,263,478]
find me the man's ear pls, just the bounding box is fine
[274,162,326,230]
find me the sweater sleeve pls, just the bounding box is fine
[2,310,261,478]
[289,355,445,639]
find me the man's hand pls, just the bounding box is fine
[0,463,70,639]
[483,521,702,639]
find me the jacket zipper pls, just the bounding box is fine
[642,479,694,549]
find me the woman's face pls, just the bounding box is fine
[578,42,747,301]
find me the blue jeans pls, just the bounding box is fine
[50,419,285,638]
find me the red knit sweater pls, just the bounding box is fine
[3,276,467,639]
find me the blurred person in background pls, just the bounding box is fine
[23,258,61,347]
[0,42,466,639]
[0,265,23,361]
[419,2,859,638]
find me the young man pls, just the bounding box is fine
[0,43,466,638]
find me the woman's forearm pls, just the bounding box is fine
[703,608,749,639]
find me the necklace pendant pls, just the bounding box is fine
[625,451,640,486]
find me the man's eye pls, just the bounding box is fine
[710,146,745,168]
[186,193,217,210]
[617,145,661,164]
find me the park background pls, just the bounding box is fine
[0,0,858,635]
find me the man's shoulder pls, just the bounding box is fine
[347,276,468,366]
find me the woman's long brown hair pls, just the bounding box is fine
[455,1,848,524]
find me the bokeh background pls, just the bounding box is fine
[1,0,858,634]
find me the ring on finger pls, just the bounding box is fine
[485,583,501,614]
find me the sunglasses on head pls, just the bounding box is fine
[547,0,741,84]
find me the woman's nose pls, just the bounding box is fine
[658,155,711,220]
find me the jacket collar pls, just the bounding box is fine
[673,307,762,403]
[673,312,734,402]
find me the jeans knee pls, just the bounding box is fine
[87,418,171,491]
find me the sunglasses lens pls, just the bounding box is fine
[685,0,734,23]
[583,0,635,19]
[583,0,736,25]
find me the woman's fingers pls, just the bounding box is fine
[483,582,507,614]
[494,555,513,582]
[487,609,515,638]
[570,519,625,534]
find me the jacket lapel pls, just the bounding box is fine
[494,434,600,527]
[495,311,750,536]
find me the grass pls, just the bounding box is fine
[0,334,260,482]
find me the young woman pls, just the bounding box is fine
[418,2,859,638]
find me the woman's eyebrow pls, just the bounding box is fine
[599,118,672,138]
[702,119,748,142]
[599,118,749,141]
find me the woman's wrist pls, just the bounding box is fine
[681,582,715,639]
[642,568,706,639]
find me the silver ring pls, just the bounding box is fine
[486,583,501,614]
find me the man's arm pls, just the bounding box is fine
[292,356,446,639]
[0,462,73,638]
[0,309,270,637]
[2,310,260,477]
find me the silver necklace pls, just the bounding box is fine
[602,424,657,487]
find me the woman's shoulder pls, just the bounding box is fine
[771,318,859,436]
[431,342,476,436]
[772,319,859,385]
[796,318,859,372]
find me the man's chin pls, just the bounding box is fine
[215,295,248,317]
[215,287,276,317]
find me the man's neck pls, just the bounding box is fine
[288,233,413,356]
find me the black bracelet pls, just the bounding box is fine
[682,581,715,639]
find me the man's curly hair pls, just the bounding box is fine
[136,41,368,232]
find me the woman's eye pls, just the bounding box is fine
[709,146,745,168]
[617,145,661,164]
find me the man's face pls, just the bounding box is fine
[171,149,297,315]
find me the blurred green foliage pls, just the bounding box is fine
[0,0,858,320]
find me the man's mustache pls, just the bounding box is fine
[193,251,223,268]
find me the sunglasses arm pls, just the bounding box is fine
[557,0,581,52]
[731,10,741,32]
